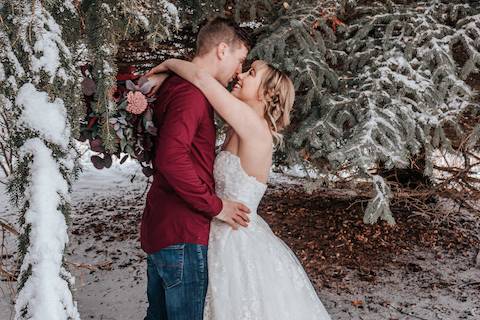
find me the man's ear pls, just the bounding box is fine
[216,42,229,61]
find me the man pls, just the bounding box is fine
[140,17,252,320]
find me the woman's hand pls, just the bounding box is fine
[144,60,171,77]
[144,73,170,97]
[143,60,172,96]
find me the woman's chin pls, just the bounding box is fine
[231,89,240,98]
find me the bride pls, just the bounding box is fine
[146,59,332,320]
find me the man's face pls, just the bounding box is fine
[217,43,249,87]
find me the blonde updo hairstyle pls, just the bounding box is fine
[257,61,295,147]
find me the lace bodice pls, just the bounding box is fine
[214,151,267,217]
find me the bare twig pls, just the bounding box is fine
[65,260,113,271]
[0,220,19,236]
[0,265,16,281]
[380,302,430,320]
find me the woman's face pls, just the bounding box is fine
[231,60,268,103]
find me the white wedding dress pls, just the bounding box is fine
[204,150,332,320]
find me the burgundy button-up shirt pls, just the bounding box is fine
[140,75,223,254]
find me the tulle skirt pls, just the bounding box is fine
[203,215,332,320]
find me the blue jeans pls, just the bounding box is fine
[144,243,208,320]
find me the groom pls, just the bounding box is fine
[140,17,252,320]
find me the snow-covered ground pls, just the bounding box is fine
[1,148,479,319]
[67,151,148,319]
[0,150,148,319]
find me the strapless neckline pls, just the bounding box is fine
[217,150,268,188]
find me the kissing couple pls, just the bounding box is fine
[140,16,332,320]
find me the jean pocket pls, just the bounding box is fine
[154,244,185,289]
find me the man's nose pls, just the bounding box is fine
[235,64,242,75]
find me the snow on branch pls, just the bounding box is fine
[14,139,79,320]
[118,0,180,47]
[12,82,79,319]
[262,0,480,223]
[13,82,78,319]
[2,1,82,319]
[14,2,73,84]
[16,84,70,149]
[453,14,480,80]
[363,175,395,225]
[250,2,341,114]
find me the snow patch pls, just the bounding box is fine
[29,3,72,83]
[0,28,25,77]
[7,76,18,91]
[16,83,70,149]
[280,163,319,179]
[240,21,263,28]
[162,0,180,28]
[63,0,77,14]
[0,63,5,81]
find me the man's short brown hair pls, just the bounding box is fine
[196,17,252,56]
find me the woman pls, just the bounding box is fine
[146,59,332,320]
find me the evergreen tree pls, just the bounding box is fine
[1,1,178,318]
[1,1,82,318]
[197,0,480,224]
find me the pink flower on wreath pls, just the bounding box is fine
[126,91,148,114]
